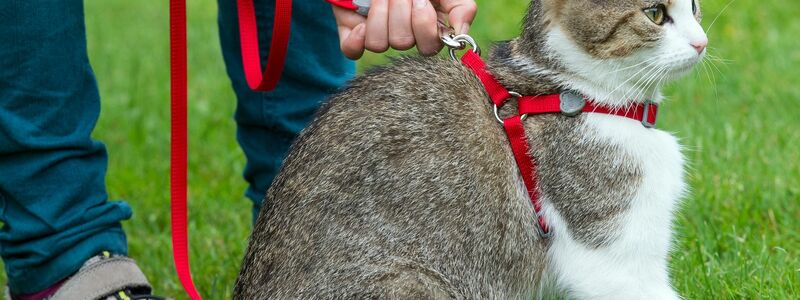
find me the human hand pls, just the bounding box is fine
[332,0,477,60]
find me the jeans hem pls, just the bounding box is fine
[7,228,128,294]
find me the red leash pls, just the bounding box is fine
[169,0,203,299]
[237,0,293,91]
[172,0,294,297]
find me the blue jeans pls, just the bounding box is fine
[0,0,353,293]
[217,0,355,217]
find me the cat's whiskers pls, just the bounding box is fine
[625,70,657,108]
[629,62,664,100]
[619,63,664,115]
[594,55,664,79]
[704,0,737,35]
[632,64,669,105]
[605,59,657,95]
[704,56,726,78]
[699,57,720,101]
[603,56,663,105]
[618,68,652,109]
[644,64,670,97]
[629,59,671,113]
[706,50,728,105]
[703,50,732,65]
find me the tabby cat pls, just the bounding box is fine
[235,0,707,298]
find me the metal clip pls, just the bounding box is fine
[439,20,463,49]
[438,20,481,60]
[353,0,372,16]
[641,100,658,128]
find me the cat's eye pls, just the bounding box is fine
[691,0,698,14]
[644,4,667,25]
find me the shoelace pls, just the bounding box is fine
[114,290,166,300]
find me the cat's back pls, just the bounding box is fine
[279,56,511,196]
[235,57,546,299]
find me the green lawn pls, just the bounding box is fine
[2,0,798,299]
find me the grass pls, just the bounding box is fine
[1,0,798,299]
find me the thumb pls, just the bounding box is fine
[435,0,477,34]
[341,23,367,60]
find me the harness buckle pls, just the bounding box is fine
[641,101,659,128]
[559,91,586,117]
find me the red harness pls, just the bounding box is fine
[459,50,658,237]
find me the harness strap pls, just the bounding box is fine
[461,51,513,106]
[459,52,551,237]
[518,96,659,125]
[502,116,551,236]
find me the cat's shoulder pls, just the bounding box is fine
[345,56,482,94]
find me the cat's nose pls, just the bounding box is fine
[691,38,708,54]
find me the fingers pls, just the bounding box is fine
[435,0,477,34]
[411,0,442,56]
[333,6,367,59]
[341,23,367,60]
[365,0,390,53]
[389,0,415,50]
[333,0,475,59]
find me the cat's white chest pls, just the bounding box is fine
[586,113,686,247]
[541,114,686,299]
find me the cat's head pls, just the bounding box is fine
[518,0,708,104]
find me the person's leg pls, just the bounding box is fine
[217,0,355,218]
[0,0,131,294]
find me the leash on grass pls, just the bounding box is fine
[169,0,202,299]
[170,0,293,298]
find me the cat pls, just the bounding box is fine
[234,0,707,299]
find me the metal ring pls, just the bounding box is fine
[493,104,503,124]
[447,34,481,61]
[493,91,526,124]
